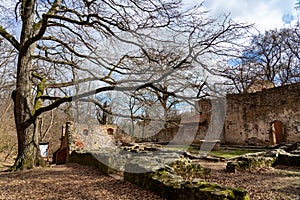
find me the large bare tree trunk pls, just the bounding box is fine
[12,57,39,170]
[11,0,40,170]
[12,48,39,170]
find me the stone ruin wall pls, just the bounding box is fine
[72,123,117,150]
[54,83,299,160]
[150,100,212,144]
[225,82,300,145]
[72,124,134,149]
[151,83,300,146]
[54,122,135,164]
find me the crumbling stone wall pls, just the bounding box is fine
[124,157,250,200]
[53,122,135,164]
[70,123,134,150]
[53,121,74,164]
[225,82,300,145]
[153,83,300,146]
[246,80,275,93]
[73,123,116,150]
[150,100,212,144]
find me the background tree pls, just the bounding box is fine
[220,26,300,93]
[123,48,208,131]
[0,0,250,170]
[0,38,17,94]
[249,28,299,85]
[0,38,17,163]
[296,0,300,10]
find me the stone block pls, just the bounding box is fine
[68,151,100,166]
[124,158,249,200]
[278,153,300,166]
[226,156,277,172]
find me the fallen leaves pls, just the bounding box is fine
[0,164,164,200]
[0,162,299,200]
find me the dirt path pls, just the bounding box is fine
[0,163,163,200]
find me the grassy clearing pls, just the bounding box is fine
[162,145,266,159]
[208,148,263,159]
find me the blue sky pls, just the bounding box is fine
[1,0,297,32]
[184,0,298,32]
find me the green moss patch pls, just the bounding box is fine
[125,157,249,200]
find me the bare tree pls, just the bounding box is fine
[123,48,208,129]
[0,37,18,162]
[296,0,300,10]
[0,97,17,162]
[220,26,300,93]
[0,38,17,95]
[0,0,250,170]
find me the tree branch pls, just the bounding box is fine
[45,77,113,88]
[0,25,20,50]
[22,0,62,52]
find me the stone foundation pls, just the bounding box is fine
[226,145,300,172]
[124,157,250,200]
[68,149,250,200]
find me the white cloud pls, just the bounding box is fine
[184,0,297,32]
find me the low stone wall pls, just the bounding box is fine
[226,154,277,173]
[125,172,249,200]
[69,151,100,166]
[69,150,120,174]
[226,146,300,172]
[69,149,250,200]
[277,152,300,166]
[69,147,182,174]
[124,158,250,200]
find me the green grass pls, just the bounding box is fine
[208,149,262,159]
[162,145,191,151]
[157,145,267,159]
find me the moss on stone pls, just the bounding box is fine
[227,155,278,172]
[124,157,249,200]
[167,157,210,180]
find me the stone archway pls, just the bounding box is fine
[270,120,285,145]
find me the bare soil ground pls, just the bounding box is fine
[0,159,299,200]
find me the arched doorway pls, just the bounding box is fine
[107,128,114,135]
[270,121,285,145]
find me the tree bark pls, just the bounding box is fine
[11,0,40,170]
[12,47,39,170]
